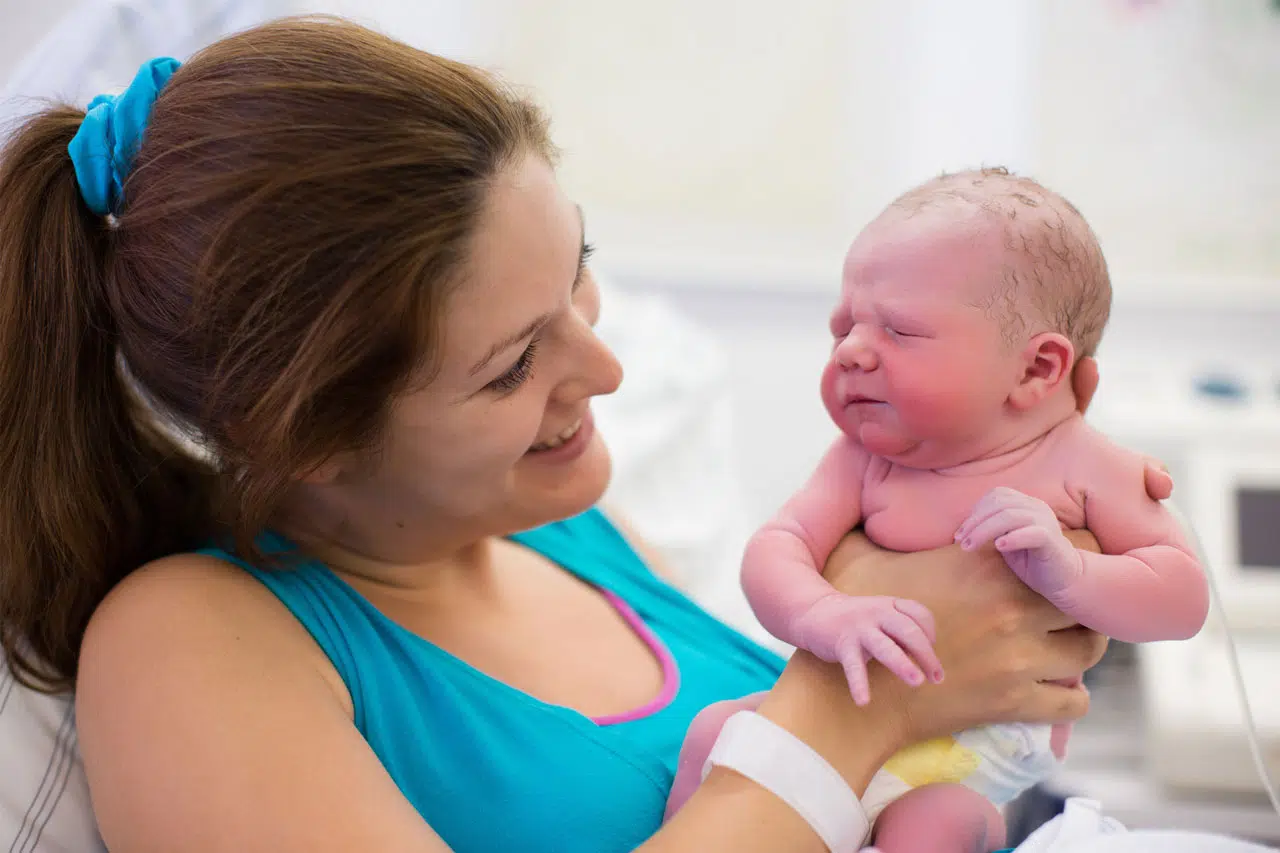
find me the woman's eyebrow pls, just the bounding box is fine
[469,206,586,378]
[469,314,549,378]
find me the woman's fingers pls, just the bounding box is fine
[1017,682,1092,725]
[1037,626,1109,681]
[1072,355,1100,414]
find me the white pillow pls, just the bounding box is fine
[0,664,105,853]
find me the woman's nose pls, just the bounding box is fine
[834,328,877,371]
[555,324,624,404]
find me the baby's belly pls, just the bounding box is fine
[863,506,971,553]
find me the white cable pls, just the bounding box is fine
[1202,561,1280,816]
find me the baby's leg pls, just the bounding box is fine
[868,783,1006,853]
[664,691,767,820]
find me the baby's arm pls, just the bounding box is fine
[957,433,1208,643]
[742,437,941,703]
[1064,438,1210,641]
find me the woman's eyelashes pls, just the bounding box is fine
[487,243,595,395]
[488,339,539,393]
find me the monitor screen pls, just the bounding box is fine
[1236,487,1280,571]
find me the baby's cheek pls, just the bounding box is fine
[818,360,846,423]
[893,360,982,422]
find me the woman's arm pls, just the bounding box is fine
[78,537,1105,853]
[78,553,907,853]
[78,556,455,853]
[642,533,1109,851]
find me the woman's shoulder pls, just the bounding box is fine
[73,553,440,852]
[86,551,290,644]
[79,551,351,715]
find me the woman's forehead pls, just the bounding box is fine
[436,156,582,376]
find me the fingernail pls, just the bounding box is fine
[961,538,972,550]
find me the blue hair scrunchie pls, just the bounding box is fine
[67,57,181,216]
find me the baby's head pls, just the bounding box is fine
[821,167,1111,468]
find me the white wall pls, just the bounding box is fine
[478,0,1280,306]
[0,0,77,82]
[6,0,1277,523]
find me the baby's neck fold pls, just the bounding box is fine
[938,393,1080,475]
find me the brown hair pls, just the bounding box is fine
[890,166,1112,357]
[0,17,554,692]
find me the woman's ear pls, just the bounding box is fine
[1008,332,1075,411]
[297,455,348,485]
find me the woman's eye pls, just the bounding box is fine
[487,340,538,393]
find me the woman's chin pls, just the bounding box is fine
[516,432,613,523]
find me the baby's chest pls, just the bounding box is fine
[861,462,1086,552]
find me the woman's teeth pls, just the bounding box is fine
[531,419,583,452]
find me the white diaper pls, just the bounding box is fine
[862,723,1059,822]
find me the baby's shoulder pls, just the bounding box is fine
[1056,416,1146,485]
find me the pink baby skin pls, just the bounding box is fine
[667,170,1208,853]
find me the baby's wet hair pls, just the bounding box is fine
[889,167,1112,358]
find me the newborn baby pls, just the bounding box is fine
[666,168,1209,853]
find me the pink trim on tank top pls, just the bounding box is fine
[590,589,681,726]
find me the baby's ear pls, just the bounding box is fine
[1008,332,1074,411]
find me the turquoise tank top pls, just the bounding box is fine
[203,508,785,852]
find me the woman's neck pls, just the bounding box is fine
[272,486,500,600]
[301,530,500,601]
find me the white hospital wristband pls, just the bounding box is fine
[702,710,871,852]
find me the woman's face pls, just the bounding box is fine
[303,153,623,558]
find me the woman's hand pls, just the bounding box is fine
[815,530,1108,746]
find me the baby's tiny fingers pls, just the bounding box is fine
[995,526,1050,554]
[955,504,1000,543]
[881,611,943,683]
[840,654,873,706]
[893,598,937,644]
[955,495,1005,541]
[863,631,926,689]
[959,509,1032,551]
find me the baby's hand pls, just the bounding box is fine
[956,487,1084,601]
[793,594,943,706]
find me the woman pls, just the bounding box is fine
[0,17,1155,853]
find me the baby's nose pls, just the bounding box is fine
[834,330,877,371]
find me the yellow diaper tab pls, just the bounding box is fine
[862,723,1060,823]
[882,736,981,786]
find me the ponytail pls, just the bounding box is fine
[0,107,213,692]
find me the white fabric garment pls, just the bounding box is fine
[0,672,101,853]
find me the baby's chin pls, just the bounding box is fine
[851,421,919,459]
